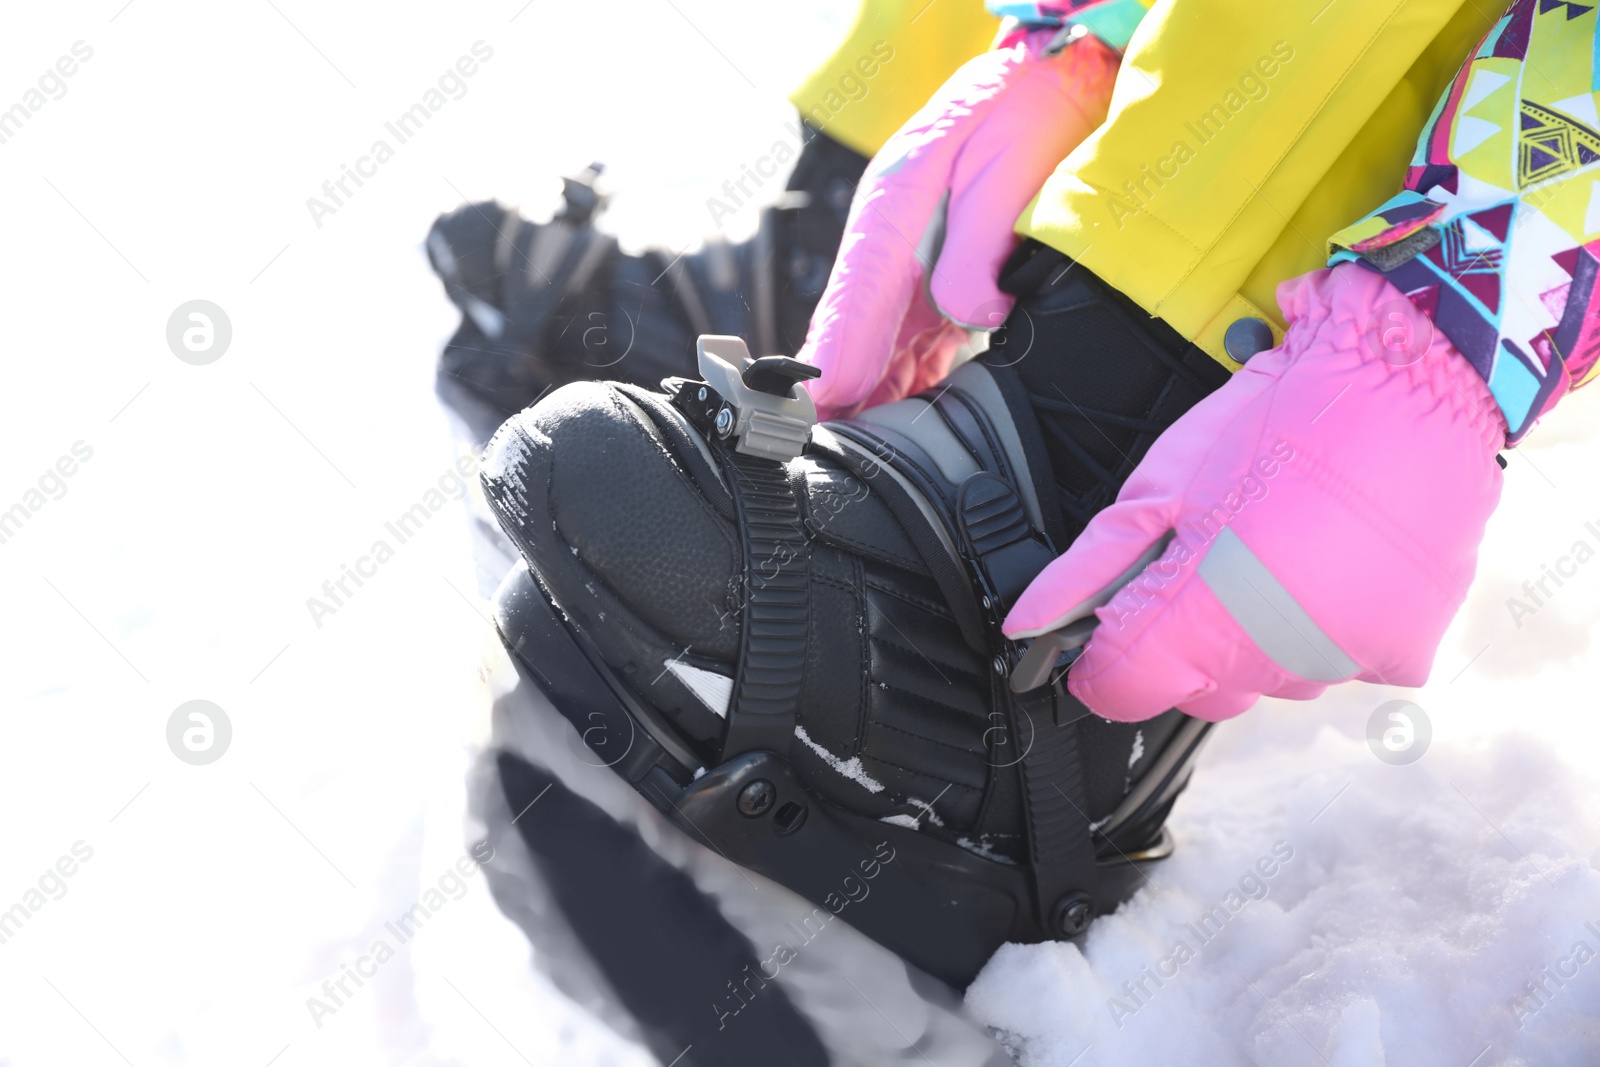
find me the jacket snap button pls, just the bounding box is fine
[1224,317,1274,362]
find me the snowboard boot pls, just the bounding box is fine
[427,123,868,443]
[479,242,1231,984]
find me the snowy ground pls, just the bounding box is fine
[2,2,1598,1065]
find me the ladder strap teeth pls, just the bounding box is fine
[719,448,811,759]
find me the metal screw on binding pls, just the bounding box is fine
[992,655,1008,676]
[1054,892,1094,937]
[737,779,775,817]
[715,407,735,439]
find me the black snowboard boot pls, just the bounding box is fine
[427,123,867,443]
[478,247,1228,983]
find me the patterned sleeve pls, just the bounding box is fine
[986,0,1152,52]
[1328,0,1600,444]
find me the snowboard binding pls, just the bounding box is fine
[427,125,869,445]
[485,334,1214,987]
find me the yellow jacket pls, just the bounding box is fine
[794,0,1498,371]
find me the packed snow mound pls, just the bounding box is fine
[967,703,1600,1067]
[966,397,1600,1067]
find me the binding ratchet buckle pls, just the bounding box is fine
[667,335,820,464]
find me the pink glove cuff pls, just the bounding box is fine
[1274,267,1508,453]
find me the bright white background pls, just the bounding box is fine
[0,2,852,1064]
[2,2,1599,1065]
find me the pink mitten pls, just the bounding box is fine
[1004,265,1507,722]
[798,27,1118,422]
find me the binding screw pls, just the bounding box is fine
[697,386,708,402]
[715,407,735,438]
[737,779,775,817]
[992,655,1008,676]
[1053,892,1094,937]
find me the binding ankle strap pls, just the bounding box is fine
[715,446,810,758]
[665,336,820,760]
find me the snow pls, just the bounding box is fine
[907,794,947,827]
[956,837,1016,866]
[795,724,886,794]
[4,1,1600,1065]
[971,716,1600,1065]
[966,400,1600,1066]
